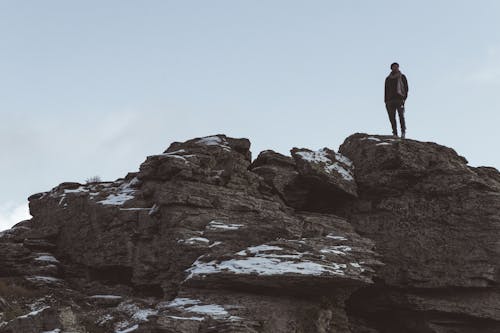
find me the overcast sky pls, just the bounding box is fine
[1,0,499,231]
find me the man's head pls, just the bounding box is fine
[390,62,400,72]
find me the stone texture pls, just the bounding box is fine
[339,133,500,332]
[0,133,498,333]
[0,135,379,333]
[291,147,357,198]
[250,147,357,212]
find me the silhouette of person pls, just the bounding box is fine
[384,62,409,138]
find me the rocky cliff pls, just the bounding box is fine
[0,134,498,333]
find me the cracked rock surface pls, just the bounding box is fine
[0,133,498,333]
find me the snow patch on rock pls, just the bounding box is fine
[34,255,59,263]
[98,179,137,206]
[115,324,139,333]
[206,220,244,231]
[196,136,231,151]
[90,295,123,300]
[164,297,237,320]
[26,276,61,283]
[186,256,347,279]
[326,234,348,241]
[17,306,50,319]
[295,149,354,181]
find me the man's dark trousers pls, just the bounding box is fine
[385,100,406,135]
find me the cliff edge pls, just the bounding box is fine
[0,134,498,333]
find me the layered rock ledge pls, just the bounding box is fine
[0,133,498,333]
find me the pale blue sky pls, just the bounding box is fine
[1,1,499,230]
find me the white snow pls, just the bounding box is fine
[320,246,352,255]
[18,306,50,319]
[159,154,188,162]
[206,220,244,231]
[117,303,157,322]
[335,153,354,167]
[165,297,201,308]
[183,237,210,245]
[295,149,354,181]
[209,241,222,248]
[64,187,88,194]
[56,186,91,206]
[197,136,225,146]
[376,142,392,146]
[186,256,347,279]
[325,162,354,181]
[26,276,61,283]
[295,150,330,164]
[326,234,348,241]
[132,309,157,322]
[116,325,139,333]
[41,329,61,333]
[167,315,204,321]
[165,297,235,320]
[149,204,159,216]
[183,304,229,317]
[165,149,186,155]
[89,295,123,300]
[362,136,397,143]
[362,136,382,142]
[34,255,59,263]
[196,136,232,151]
[98,180,136,206]
[97,314,114,325]
[236,245,284,256]
[150,150,196,162]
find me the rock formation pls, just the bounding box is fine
[0,133,498,333]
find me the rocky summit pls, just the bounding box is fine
[0,133,499,333]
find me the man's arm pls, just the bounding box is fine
[384,78,389,102]
[402,75,409,100]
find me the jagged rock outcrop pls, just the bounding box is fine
[251,147,356,212]
[0,133,498,333]
[337,134,500,332]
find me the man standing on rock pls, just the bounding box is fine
[384,62,409,138]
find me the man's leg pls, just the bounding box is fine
[386,103,398,136]
[396,103,406,137]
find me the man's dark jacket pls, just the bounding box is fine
[385,74,409,103]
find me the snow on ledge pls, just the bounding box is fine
[206,220,244,231]
[361,136,397,143]
[178,237,211,245]
[236,245,284,256]
[164,297,238,321]
[98,179,137,206]
[26,276,62,283]
[295,149,354,181]
[89,295,123,300]
[185,256,347,280]
[326,233,348,241]
[166,315,204,321]
[34,255,59,263]
[320,246,352,255]
[115,325,139,333]
[17,306,51,319]
[196,136,231,151]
